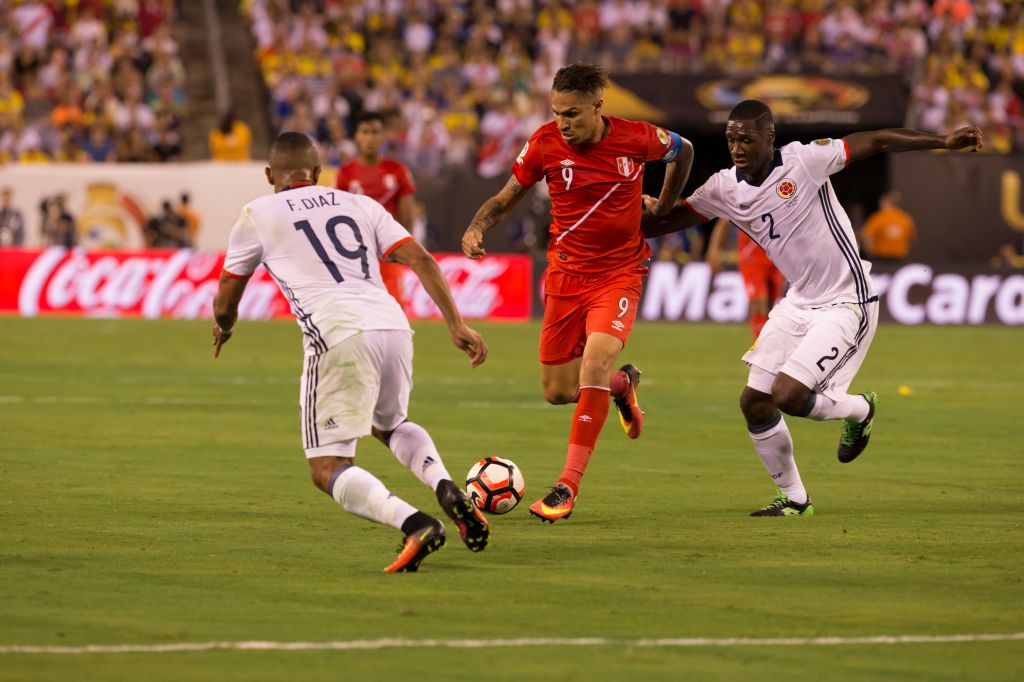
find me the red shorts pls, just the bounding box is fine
[539,267,645,365]
[379,260,407,306]
[739,262,785,302]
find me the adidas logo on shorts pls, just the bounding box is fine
[323,417,338,430]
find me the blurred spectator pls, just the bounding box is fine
[40,194,77,248]
[0,187,26,247]
[209,110,253,161]
[859,191,916,261]
[145,200,189,248]
[178,193,200,245]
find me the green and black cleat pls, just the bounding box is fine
[750,490,814,517]
[838,392,878,463]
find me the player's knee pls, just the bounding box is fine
[740,387,775,424]
[543,384,575,405]
[771,377,810,416]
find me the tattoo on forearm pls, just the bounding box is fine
[507,179,524,197]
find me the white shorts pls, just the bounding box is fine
[742,296,878,400]
[299,329,413,458]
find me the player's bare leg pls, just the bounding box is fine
[531,332,630,522]
[309,454,445,572]
[540,348,642,438]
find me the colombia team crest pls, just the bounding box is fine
[616,157,635,176]
[776,177,798,199]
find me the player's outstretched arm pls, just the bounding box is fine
[706,218,731,275]
[461,176,527,259]
[645,136,694,217]
[391,240,488,367]
[844,125,983,165]
[211,271,251,358]
[641,198,707,238]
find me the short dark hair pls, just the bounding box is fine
[552,63,608,97]
[727,100,774,131]
[355,111,385,129]
[271,131,315,155]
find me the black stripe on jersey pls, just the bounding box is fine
[308,353,320,448]
[263,263,328,354]
[815,186,864,303]
[302,355,314,448]
[816,184,872,391]
[817,184,867,303]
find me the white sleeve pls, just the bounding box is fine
[684,173,725,221]
[222,208,264,277]
[797,139,850,180]
[356,198,413,261]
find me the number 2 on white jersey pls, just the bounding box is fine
[562,167,573,190]
[294,216,370,283]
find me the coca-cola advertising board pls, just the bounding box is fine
[0,248,532,322]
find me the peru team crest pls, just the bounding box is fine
[616,157,635,176]
[776,178,798,199]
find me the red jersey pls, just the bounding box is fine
[336,158,416,219]
[737,231,775,270]
[512,117,676,277]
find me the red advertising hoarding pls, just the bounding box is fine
[0,248,532,321]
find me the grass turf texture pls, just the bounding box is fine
[0,317,1021,681]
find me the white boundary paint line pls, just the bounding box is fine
[2,633,1022,655]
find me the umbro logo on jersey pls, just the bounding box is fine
[323,417,338,430]
[560,158,575,167]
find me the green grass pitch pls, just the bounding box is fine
[0,317,1021,681]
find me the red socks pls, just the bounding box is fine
[557,387,610,496]
[575,370,628,402]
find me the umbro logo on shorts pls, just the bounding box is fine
[611,320,625,332]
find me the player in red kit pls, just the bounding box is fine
[461,63,693,522]
[707,218,786,338]
[336,112,417,305]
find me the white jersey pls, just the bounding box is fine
[686,139,875,308]
[223,184,413,355]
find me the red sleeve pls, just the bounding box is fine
[511,130,545,189]
[639,121,674,163]
[335,165,350,190]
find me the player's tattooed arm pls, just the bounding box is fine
[844,125,983,164]
[461,176,527,259]
[647,136,694,217]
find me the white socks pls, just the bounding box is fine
[329,466,416,530]
[388,421,451,492]
[748,414,807,505]
[805,393,870,422]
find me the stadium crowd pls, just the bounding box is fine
[0,0,185,164]
[244,0,1024,178]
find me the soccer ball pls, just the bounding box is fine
[465,457,526,515]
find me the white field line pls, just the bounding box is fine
[1,632,1022,655]
[0,395,286,407]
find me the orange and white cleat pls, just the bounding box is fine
[528,483,576,523]
[613,364,644,439]
[383,519,446,573]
